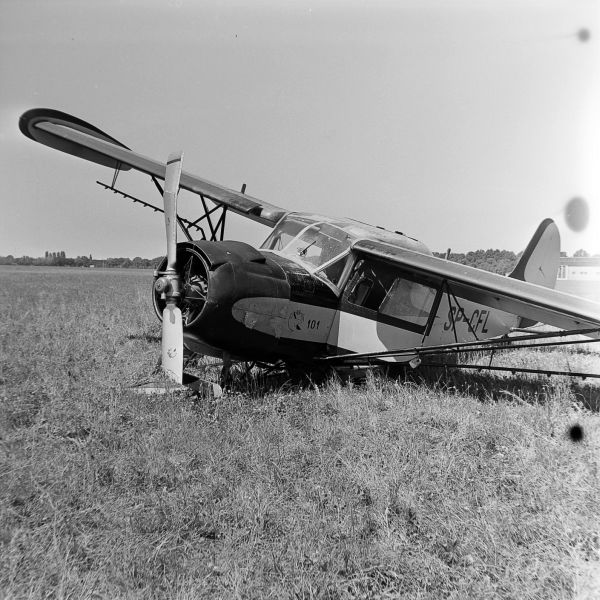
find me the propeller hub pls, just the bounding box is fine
[154,272,181,298]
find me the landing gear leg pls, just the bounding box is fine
[220,352,233,388]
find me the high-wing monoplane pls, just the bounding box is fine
[19,108,600,388]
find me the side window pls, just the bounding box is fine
[379,278,437,327]
[345,258,438,331]
[346,260,396,311]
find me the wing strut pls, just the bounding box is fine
[97,167,230,242]
[97,180,196,240]
[421,363,600,381]
[442,280,480,343]
[324,326,600,364]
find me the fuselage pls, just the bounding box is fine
[153,212,519,365]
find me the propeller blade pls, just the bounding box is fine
[164,151,183,271]
[161,151,184,384]
[162,303,184,383]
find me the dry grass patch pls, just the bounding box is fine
[1,266,599,598]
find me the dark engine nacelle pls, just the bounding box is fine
[153,240,291,361]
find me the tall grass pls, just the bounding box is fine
[1,266,599,598]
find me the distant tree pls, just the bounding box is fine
[132,256,151,268]
[574,249,590,257]
[433,248,518,274]
[74,255,91,267]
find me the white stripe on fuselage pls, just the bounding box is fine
[231,296,518,361]
[231,297,422,361]
[327,310,422,361]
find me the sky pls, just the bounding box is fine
[1,0,599,259]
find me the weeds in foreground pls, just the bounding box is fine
[1,267,599,599]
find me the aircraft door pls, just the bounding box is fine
[329,257,440,355]
[340,258,439,331]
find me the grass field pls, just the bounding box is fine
[1,265,599,599]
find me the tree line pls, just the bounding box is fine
[432,249,521,275]
[0,253,162,268]
[0,248,595,272]
[431,248,598,274]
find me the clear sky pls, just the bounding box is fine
[1,0,598,259]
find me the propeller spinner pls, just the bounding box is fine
[154,151,184,383]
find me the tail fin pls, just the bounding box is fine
[509,218,560,327]
[509,218,560,288]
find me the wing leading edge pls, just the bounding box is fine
[19,108,287,227]
[352,239,600,337]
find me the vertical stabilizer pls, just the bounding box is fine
[509,218,560,288]
[509,218,560,328]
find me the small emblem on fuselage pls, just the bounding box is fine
[288,310,305,331]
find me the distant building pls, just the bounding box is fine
[557,256,600,280]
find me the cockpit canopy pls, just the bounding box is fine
[260,212,430,289]
[260,214,353,282]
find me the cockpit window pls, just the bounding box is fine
[292,223,349,267]
[261,216,313,251]
[261,215,352,273]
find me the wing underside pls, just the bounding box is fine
[19,108,287,227]
[352,239,600,337]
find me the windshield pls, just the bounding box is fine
[291,223,349,268]
[261,216,352,271]
[261,215,314,251]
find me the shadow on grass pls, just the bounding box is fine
[403,364,600,412]
[193,356,600,412]
[127,333,161,343]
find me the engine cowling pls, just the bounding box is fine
[153,244,211,329]
[153,240,291,361]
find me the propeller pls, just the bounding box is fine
[155,151,184,383]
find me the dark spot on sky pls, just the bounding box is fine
[564,197,589,232]
[577,29,591,43]
[568,423,584,442]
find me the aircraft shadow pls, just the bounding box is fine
[404,364,600,412]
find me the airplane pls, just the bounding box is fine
[19,108,600,389]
